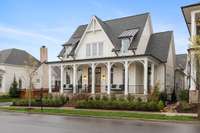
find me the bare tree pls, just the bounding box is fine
[189,35,200,119]
[24,55,41,109]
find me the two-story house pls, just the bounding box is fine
[182,3,200,103]
[47,13,176,99]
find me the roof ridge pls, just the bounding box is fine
[104,12,150,23]
[152,31,173,34]
[78,12,150,27]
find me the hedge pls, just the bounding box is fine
[76,99,164,112]
[13,95,69,107]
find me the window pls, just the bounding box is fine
[92,43,97,56]
[86,42,104,57]
[0,75,2,88]
[86,43,91,57]
[98,42,103,56]
[66,72,70,84]
[111,68,114,84]
[121,38,130,53]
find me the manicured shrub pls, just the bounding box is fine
[12,94,69,107]
[9,77,20,98]
[171,89,177,102]
[127,94,135,102]
[157,100,164,110]
[102,95,109,101]
[159,91,168,102]
[110,94,117,101]
[178,90,189,102]
[76,99,164,112]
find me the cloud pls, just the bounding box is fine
[0,25,61,43]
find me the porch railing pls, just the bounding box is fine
[51,84,144,94]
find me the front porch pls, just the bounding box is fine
[48,56,158,96]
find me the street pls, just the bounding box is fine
[0,111,199,133]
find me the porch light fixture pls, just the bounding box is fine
[102,75,106,80]
[83,75,87,80]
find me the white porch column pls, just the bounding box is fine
[48,65,52,93]
[151,63,155,88]
[124,61,128,95]
[91,63,95,94]
[73,64,77,94]
[107,62,111,95]
[191,11,196,37]
[144,59,148,95]
[60,65,64,94]
[190,53,196,90]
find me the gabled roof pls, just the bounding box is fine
[145,31,173,62]
[181,2,200,34]
[176,54,187,70]
[60,13,149,57]
[0,48,40,66]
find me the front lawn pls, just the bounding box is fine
[0,95,18,102]
[0,107,197,122]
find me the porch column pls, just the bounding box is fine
[124,61,128,95]
[151,63,155,88]
[60,65,64,94]
[91,63,95,94]
[191,11,196,37]
[73,64,77,94]
[48,65,52,93]
[107,62,111,95]
[144,59,148,95]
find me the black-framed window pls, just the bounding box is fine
[66,72,70,84]
[111,68,114,84]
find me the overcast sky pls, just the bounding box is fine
[0,0,197,61]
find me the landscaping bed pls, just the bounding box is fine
[12,94,69,107]
[76,99,164,112]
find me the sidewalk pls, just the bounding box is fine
[1,106,197,117]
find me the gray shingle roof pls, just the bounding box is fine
[145,31,173,62]
[0,48,40,66]
[176,54,187,70]
[60,13,149,57]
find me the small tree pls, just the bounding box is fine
[9,76,19,98]
[24,55,40,108]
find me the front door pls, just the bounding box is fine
[95,67,101,93]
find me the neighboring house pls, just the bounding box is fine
[182,2,200,103]
[47,12,176,99]
[0,48,40,93]
[175,54,188,92]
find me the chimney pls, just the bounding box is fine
[40,46,48,63]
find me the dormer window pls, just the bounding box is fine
[118,28,139,54]
[121,38,130,53]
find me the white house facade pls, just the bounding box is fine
[47,13,176,99]
[0,49,40,93]
[182,3,200,103]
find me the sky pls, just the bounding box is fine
[0,0,198,61]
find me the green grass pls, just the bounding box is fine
[0,98,17,102]
[0,107,198,122]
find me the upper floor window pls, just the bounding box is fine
[86,42,103,57]
[121,38,130,53]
